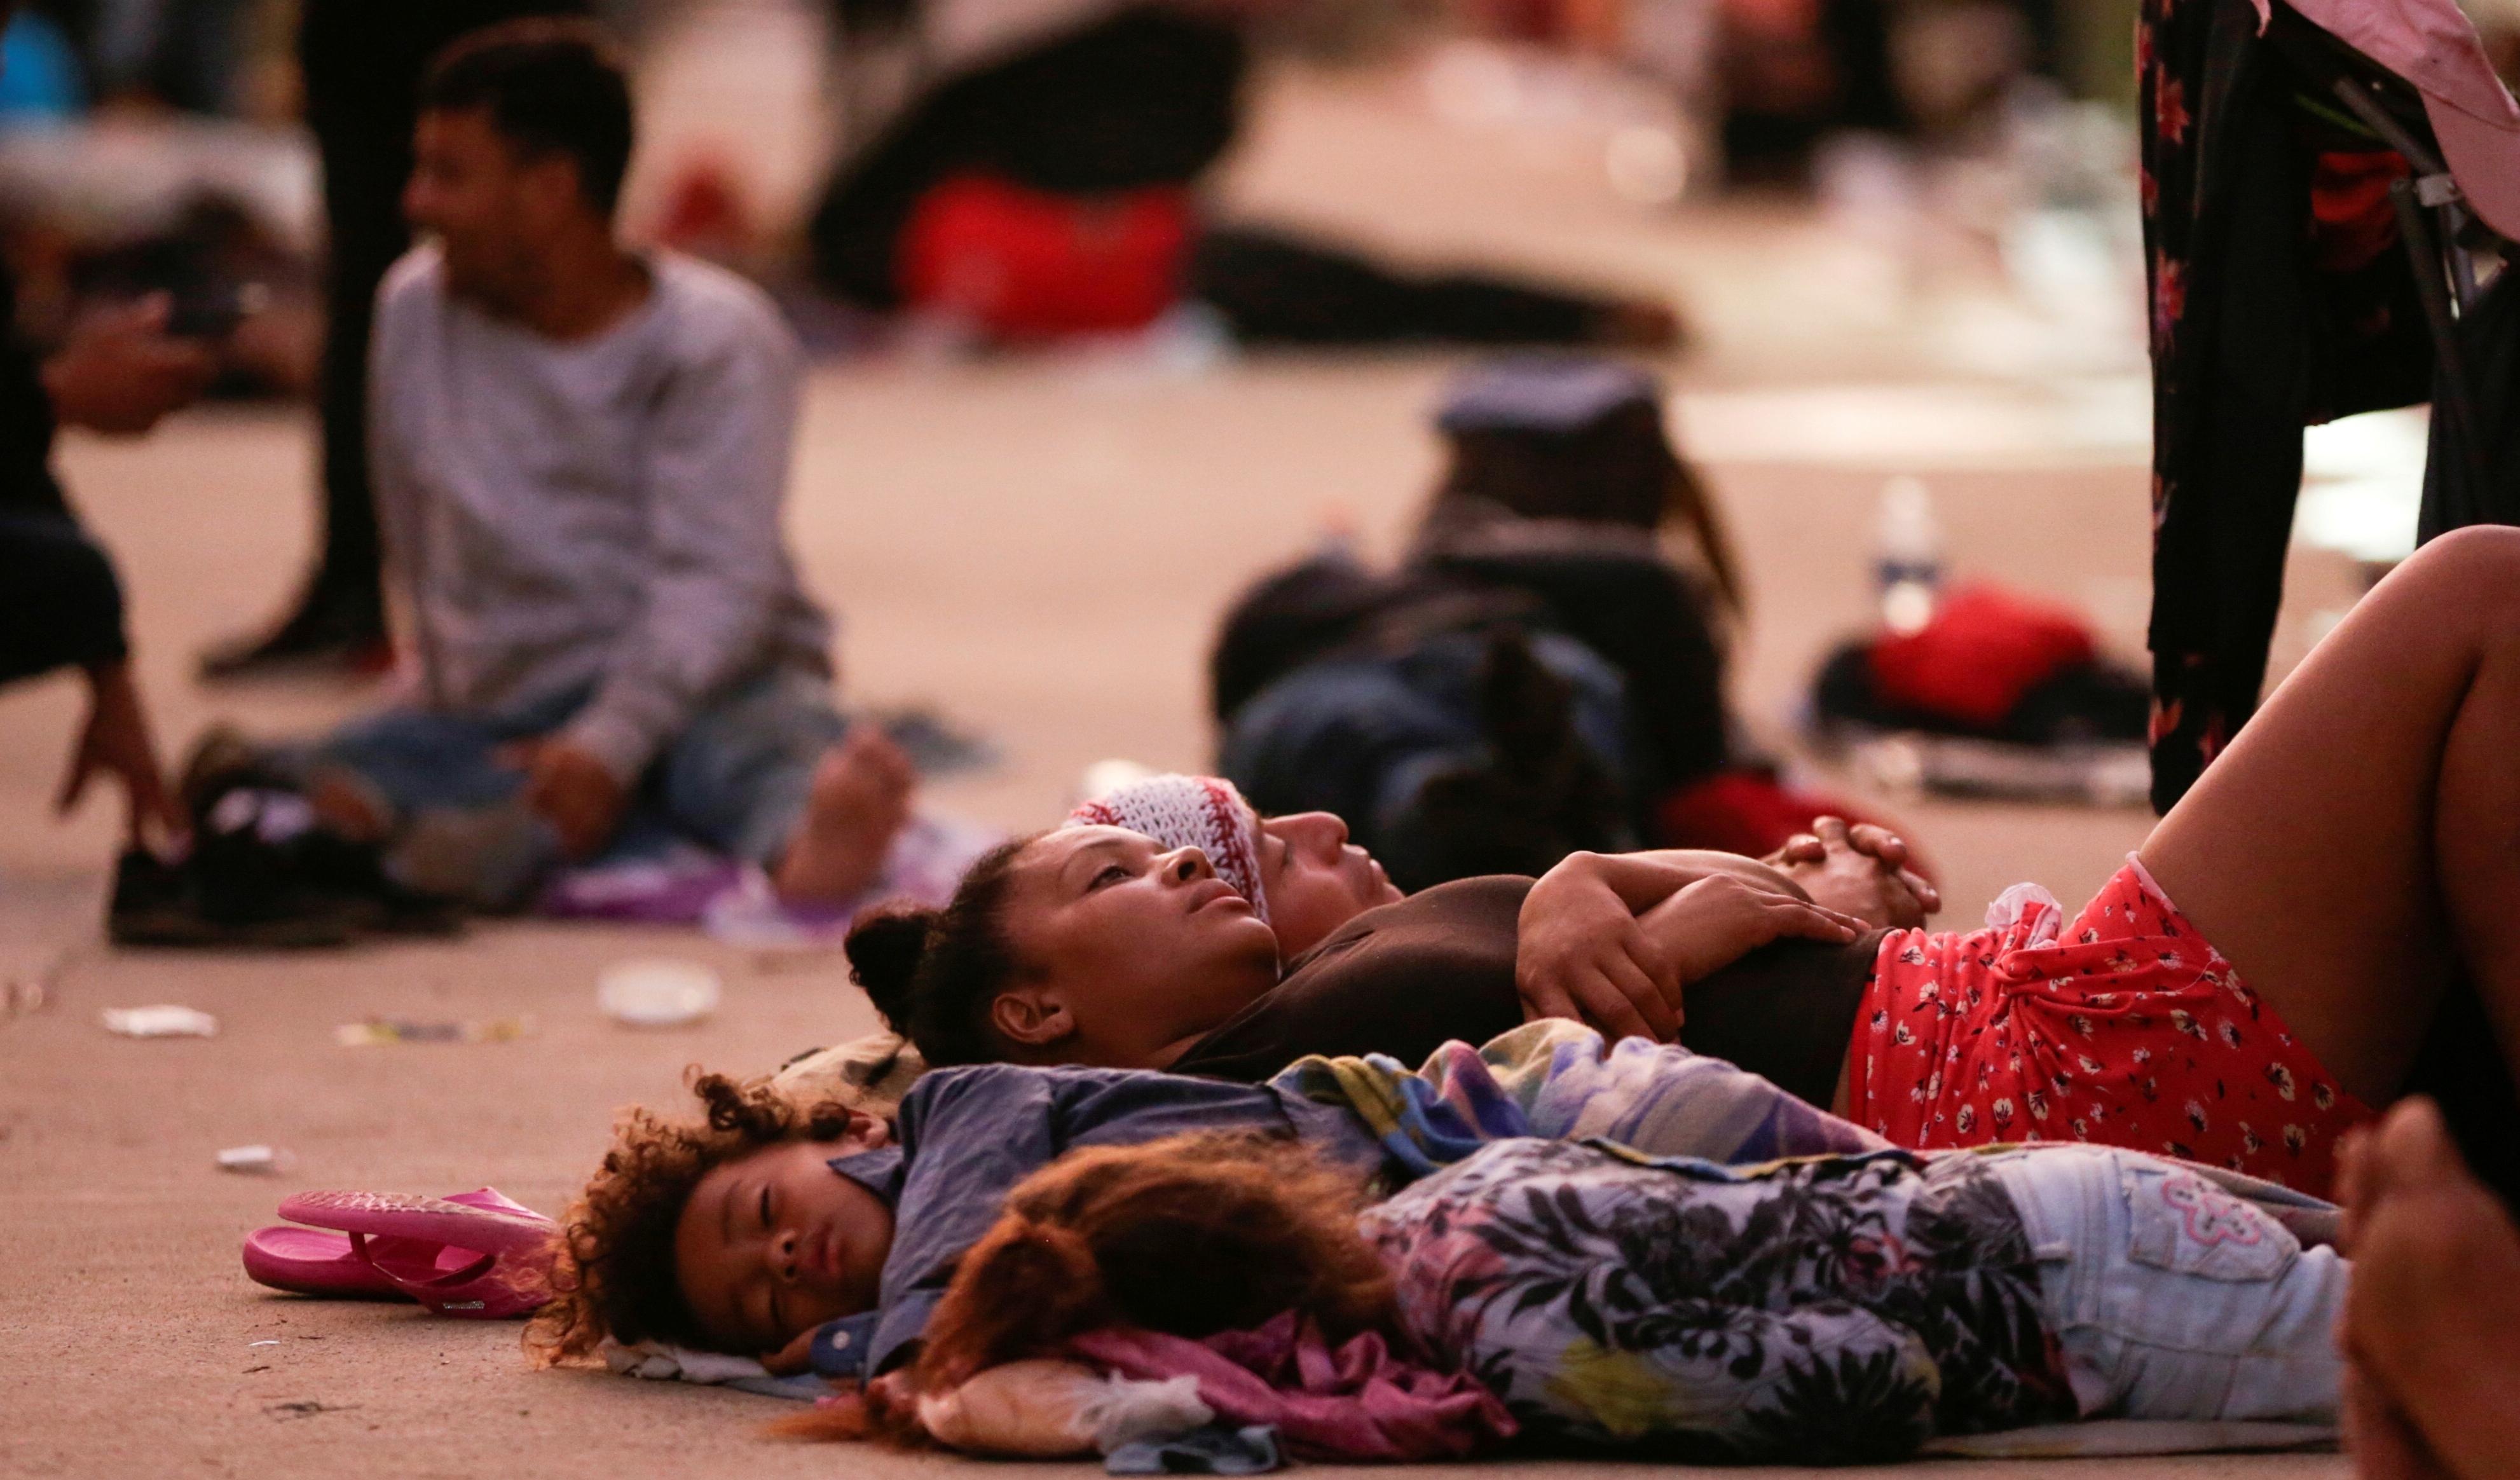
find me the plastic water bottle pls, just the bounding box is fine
[1874,475,1942,635]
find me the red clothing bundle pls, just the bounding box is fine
[1866,584,2097,732]
[898,173,1191,338]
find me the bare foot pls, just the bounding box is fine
[773,725,915,905]
[2338,1098,2520,1480]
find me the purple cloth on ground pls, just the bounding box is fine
[538,844,741,924]
[1069,1313,1516,1462]
[533,814,1003,940]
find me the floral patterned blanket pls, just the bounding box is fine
[1359,1137,2079,1465]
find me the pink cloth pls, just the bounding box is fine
[1069,1314,1517,1462]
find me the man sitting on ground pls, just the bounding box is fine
[295,20,908,908]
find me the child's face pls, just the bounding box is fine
[673,1116,896,1358]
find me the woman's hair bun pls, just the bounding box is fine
[845,907,937,1027]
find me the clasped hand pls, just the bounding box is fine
[1768,816,1939,929]
[1516,818,1937,1044]
[1517,863,1865,1044]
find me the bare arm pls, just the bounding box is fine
[1517,849,1859,1043]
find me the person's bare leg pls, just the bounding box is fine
[773,725,915,905]
[2139,526,2520,1104]
[2337,1099,2520,1480]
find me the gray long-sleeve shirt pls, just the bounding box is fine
[369,245,834,783]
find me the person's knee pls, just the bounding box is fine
[2409,524,2520,602]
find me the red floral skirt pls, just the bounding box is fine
[1848,857,2373,1196]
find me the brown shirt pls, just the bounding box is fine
[1167,875,1882,1107]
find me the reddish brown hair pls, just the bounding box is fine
[776,1132,1396,1443]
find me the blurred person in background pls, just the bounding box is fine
[261,22,910,912]
[809,0,1681,346]
[0,0,215,852]
[83,0,249,113]
[1209,357,1877,890]
[201,0,589,680]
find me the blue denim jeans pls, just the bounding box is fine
[291,668,847,904]
[1986,1145,2343,1423]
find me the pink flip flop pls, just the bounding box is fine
[242,1188,559,1319]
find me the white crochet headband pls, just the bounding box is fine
[1062,773,1269,924]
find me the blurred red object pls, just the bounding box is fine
[1866,583,2095,732]
[652,153,759,263]
[2307,150,2410,273]
[898,173,1191,338]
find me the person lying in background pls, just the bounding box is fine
[1212,357,1868,888]
[808,3,1680,347]
[852,527,2520,1200]
[218,22,912,913]
[535,1038,2345,1465]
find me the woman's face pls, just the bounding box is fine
[1254,811,1404,957]
[674,1125,894,1358]
[994,826,1283,1066]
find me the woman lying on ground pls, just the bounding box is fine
[760,776,1926,1121]
[858,526,2520,1198]
[537,1046,2345,1465]
[1031,769,1928,1101]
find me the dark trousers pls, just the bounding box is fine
[1186,229,1608,346]
[299,115,402,634]
[0,511,125,685]
[294,0,589,636]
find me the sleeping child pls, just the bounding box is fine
[527,1025,2344,1465]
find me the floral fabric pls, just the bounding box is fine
[2139,0,2434,810]
[1850,860,2373,1196]
[1271,1020,1886,1182]
[1357,1138,2075,1465]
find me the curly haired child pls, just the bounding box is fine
[529,1071,891,1374]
